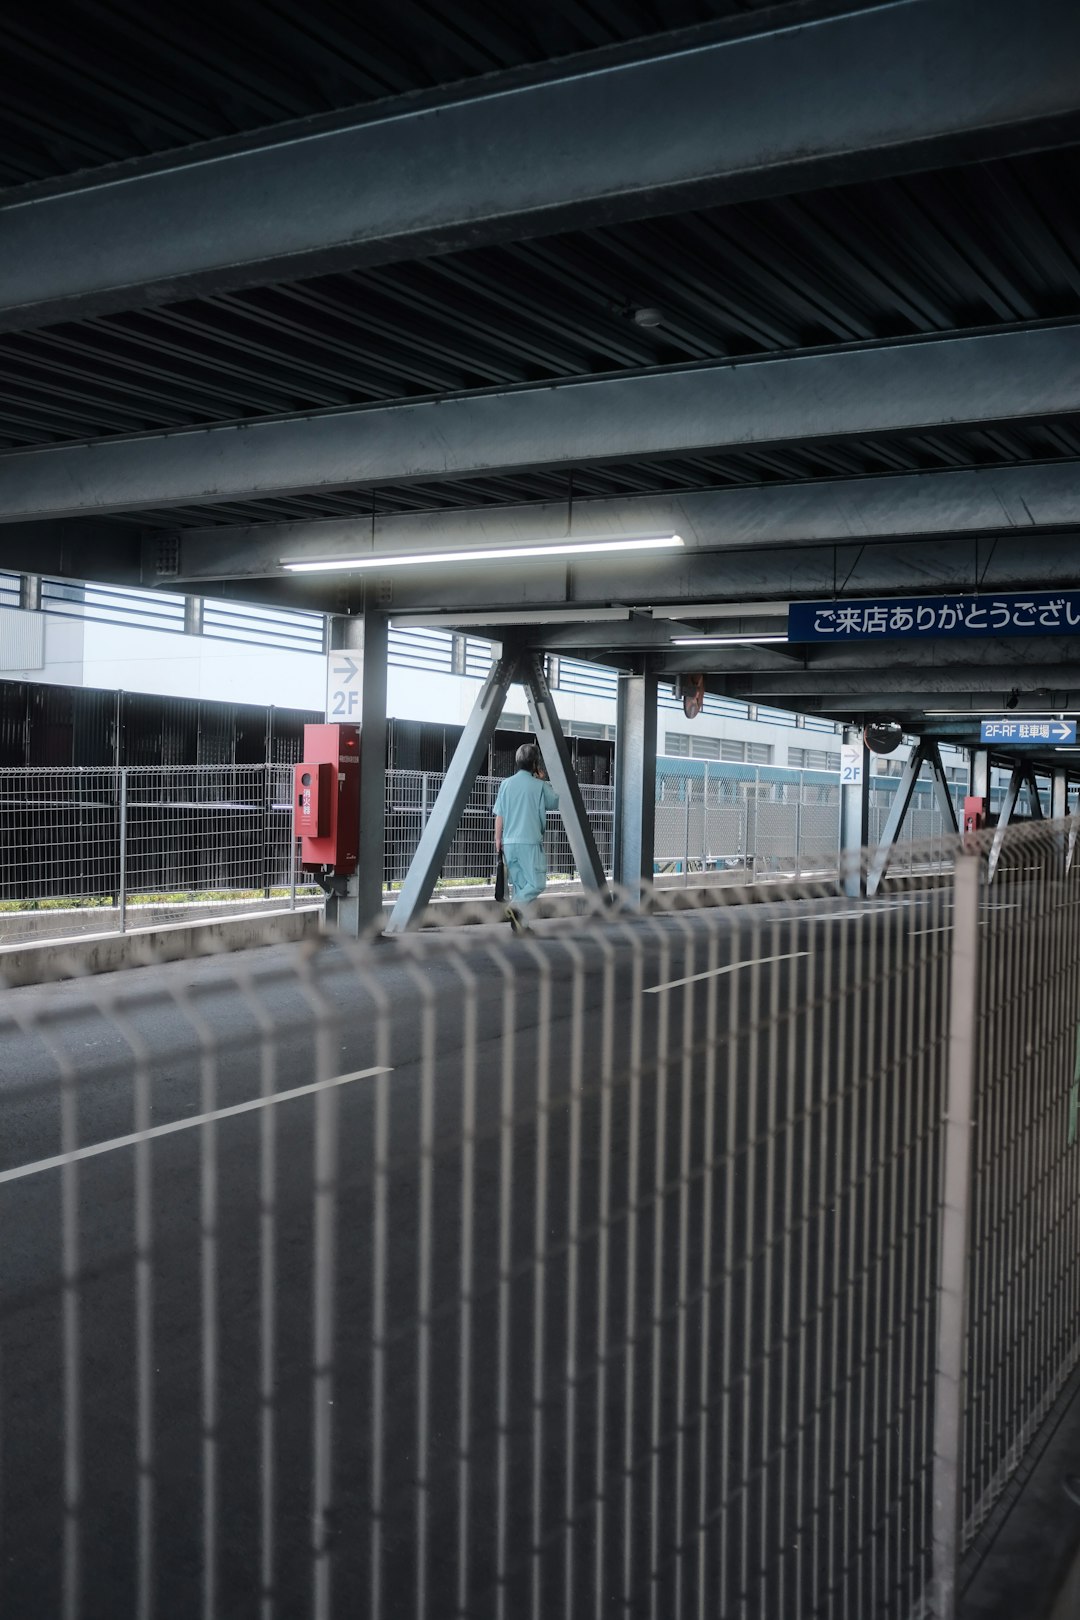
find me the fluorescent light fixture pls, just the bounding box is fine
[282,535,683,573]
[925,709,1079,718]
[671,633,788,647]
[652,600,788,619]
[390,607,632,629]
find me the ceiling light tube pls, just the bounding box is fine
[671,634,788,646]
[924,709,1079,718]
[281,535,684,572]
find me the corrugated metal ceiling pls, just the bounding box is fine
[2,147,1078,458]
[1,1,1077,537]
[0,0,820,190]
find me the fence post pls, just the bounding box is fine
[261,766,272,899]
[930,851,979,1619]
[118,768,128,934]
[745,793,752,882]
[795,792,803,878]
[683,783,691,885]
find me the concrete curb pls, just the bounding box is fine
[386,869,948,929]
[0,867,948,983]
[0,905,323,988]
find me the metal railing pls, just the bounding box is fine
[0,763,970,942]
[2,819,1078,1618]
[0,765,320,942]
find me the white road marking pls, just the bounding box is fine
[909,926,954,936]
[0,1066,392,1187]
[646,952,809,994]
[804,910,881,922]
[803,901,914,922]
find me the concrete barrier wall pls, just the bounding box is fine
[0,905,323,988]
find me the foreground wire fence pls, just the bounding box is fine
[0,763,962,942]
[0,765,315,942]
[1,819,1078,1618]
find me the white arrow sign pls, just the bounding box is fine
[326,651,361,719]
[980,716,1077,745]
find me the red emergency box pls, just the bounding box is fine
[963,795,986,834]
[294,723,360,874]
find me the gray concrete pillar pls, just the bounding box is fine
[326,605,387,935]
[613,672,658,900]
[1052,768,1068,821]
[969,748,989,801]
[840,725,870,899]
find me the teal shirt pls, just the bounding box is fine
[494,769,559,845]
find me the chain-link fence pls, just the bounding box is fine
[0,762,970,943]
[655,762,846,881]
[0,766,318,943]
[2,819,1078,1618]
[386,769,616,894]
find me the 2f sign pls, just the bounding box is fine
[326,653,360,719]
[840,743,863,786]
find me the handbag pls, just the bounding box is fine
[493,850,507,902]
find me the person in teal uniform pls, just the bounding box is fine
[493,742,560,933]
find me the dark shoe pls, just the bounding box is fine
[505,906,532,936]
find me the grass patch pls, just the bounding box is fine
[0,888,318,914]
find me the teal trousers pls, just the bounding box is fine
[503,842,547,907]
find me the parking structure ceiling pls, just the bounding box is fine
[1,0,1080,755]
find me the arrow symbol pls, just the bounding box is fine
[333,656,359,683]
[1054,720,1072,742]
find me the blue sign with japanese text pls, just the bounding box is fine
[788,592,1080,642]
[980,718,1076,745]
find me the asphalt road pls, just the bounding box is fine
[0,890,956,1620]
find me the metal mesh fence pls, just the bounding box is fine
[0,766,320,943]
[383,770,615,894]
[868,799,962,879]
[3,818,1079,1618]
[0,763,1011,945]
[963,824,1080,1548]
[655,763,845,882]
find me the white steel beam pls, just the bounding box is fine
[2,326,1079,521]
[2,0,1078,332]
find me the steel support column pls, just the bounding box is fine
[1024,765,1045,819]
[613,673,658,901]
[987,762,1025,884]
[969,749,989,802]
[325,606,388,936]
[1052,770,1068,821]
[1052,768,1069,876]
[924,740,960,834]
[840,727,870,899]
[520,652,608,897]
[866,740,926,899]
[384,649,519,932]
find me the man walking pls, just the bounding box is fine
[493,742,559,933]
